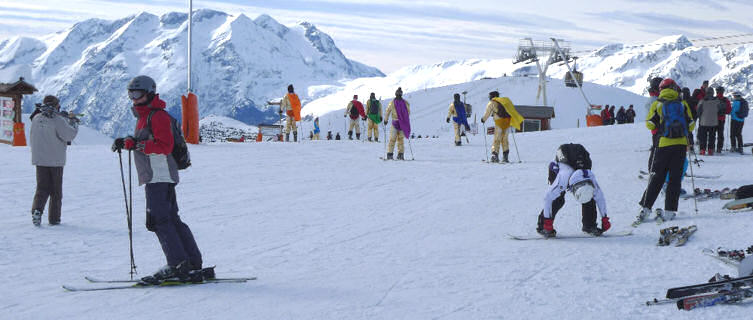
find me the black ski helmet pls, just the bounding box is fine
[288,84,294,93]
[649,77,663,92]
[488,91,499,100]
[454,93,461,101]
[395,87,403,97]
[716,86,725,95]
[128,75,156,94]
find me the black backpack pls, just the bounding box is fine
[349,103,360,117]
[368,99,380,115]
[496,101,510,118]
[736,185,753,200]
[147,109,191,170]
[737,99,749,119]
[556,143,592,170]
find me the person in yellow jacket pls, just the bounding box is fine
[279,84,301,142]
[365,92,382,142]
[384,87,411,160]
[481,91,522,162]
[636,79,695,224]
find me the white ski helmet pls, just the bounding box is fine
[571,181,595,204]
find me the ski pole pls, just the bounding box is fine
[510,127,522,163]
[640,136,659,207]
[118,150,137,279]
[383,122,388,158]
[483,121,488,161]
[686,137,699,214]
[407,133,415,160]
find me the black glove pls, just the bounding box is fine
[111,138,125,152]
[480,119,485,124]
[465,124,471,131]
[446,117,450,123]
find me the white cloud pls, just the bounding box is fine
[2,0,752,72]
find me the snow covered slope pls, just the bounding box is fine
[306,76,647,138]
[0,10,382,137]
[2,118,752,319]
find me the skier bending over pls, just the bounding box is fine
[537,143,610,238]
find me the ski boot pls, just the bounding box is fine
[490,151,499,163]
[582,225,603,236]
[31,209,42,227]
[348,131,353,140]
[356,133,361,140]
[632,207,651,226]
[502,151,510,163]
[537,218,556,238]
[455,141,461,146]
[397,153,405,160]
[660,210,676,222]
[374,137,379,143]
[285,133,290,142]
[293,131,298,142]
[140,261,201,285]
[368,137,372,142]
[386,153,394,160]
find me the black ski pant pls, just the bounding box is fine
[697,126,716,152]
[145,183,202,268]
[538,192,597,230]
[731,120,744,150]
[716,120,726,152]
[31,166,64,224]
[648,133,660,171]
[640,145,686,212]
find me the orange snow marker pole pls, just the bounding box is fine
[12,122,26,146]
[181,92,199,144]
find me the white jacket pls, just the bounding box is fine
[542,162,607,218]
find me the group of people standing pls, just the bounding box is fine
[600,104,636,124]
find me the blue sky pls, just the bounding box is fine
[2,0,752,72]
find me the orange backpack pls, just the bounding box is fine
[287,93,302,121]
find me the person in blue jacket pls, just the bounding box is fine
[730,92,748,154]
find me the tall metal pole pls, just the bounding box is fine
[188,0,193,92]
[551,38,592,115]
[527,38,548,106]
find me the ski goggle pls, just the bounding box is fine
[128,90,146,100]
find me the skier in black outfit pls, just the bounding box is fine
[636,79,695,223]
[537,143,610,238]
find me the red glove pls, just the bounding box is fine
[123,137,136,150]
[601,216,611,232]
[543,218,554,232]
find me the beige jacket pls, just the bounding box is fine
[280,94,292,113]
[384,99,411,123]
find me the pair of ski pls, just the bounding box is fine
[648,275,753,310]
[638,170,721,180]
[656,225,697,247]
[481,159,516,164]
[507,229,633,240]
[379,157,414,161]
[702,248,745,267]
[63,275,257,292]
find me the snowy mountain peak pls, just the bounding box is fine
[0,10,384,137]
[255,14,289,38]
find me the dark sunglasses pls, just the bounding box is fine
[128,90,146,100]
